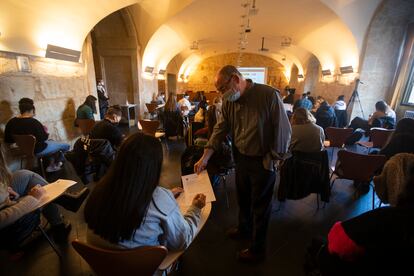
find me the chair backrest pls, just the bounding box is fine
[72,240,167,276]
[335,150,386,182]
[370,128,394,148]
[146,103,158,114]
[13,134,36,158]
[77,119,95,135]
[139,120,160,136]
[325,127,354,147]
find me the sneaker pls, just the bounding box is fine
[52,222,72,243]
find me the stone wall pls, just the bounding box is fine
[186,53,288,92]
[0,51,92,143]
[358,0,414,118]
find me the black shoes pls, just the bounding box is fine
[237,248,266,263]
[52,222,72,243]
[226,227,251,240]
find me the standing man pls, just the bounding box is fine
[194,65,291,262]
[97,79,109,120]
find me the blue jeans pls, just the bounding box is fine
[36,140,70,158]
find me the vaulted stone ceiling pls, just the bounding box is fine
[0,0,382,78]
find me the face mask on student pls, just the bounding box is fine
[223,89,241,102]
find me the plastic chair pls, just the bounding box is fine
[72,240,167,276]
[331,150,386,209]
[13,134,46,177]
[76,119,95,136]
[356,128,394,153]
[325,127,354,166]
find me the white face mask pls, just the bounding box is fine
[223,89,241,102]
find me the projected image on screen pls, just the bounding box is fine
[238,67,267,84]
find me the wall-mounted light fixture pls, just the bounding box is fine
[144,66,155,73]
[297,74,304,79]
[45,44,81,62]
[339,65,353,74]
[158,69,166,75]
[321,69,332,76]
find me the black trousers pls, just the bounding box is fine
[235,153,276,253]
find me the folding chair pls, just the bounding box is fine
[356,128,394,153]
[325,127,354,167]
[13,134,46,177]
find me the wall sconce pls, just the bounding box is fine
[144,66,155,73]
[158,69,166,75]
[297,74,304,79]
[321,69,332,76]
[339,66,353,74]
[45,44,81,62]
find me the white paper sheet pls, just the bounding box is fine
[36,179,77,209]
[181,171,216,206]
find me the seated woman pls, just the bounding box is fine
[163,93,183,138]
[315,101,337,130]
[380,118,414,159]
[76,95,97,120]
[334,95,347,128]
[4,98,70,172]
[0,146,71,251]
[194,100,208,124]
[319,165,414,275]
[290,108,325,153]
[84,133,206,251]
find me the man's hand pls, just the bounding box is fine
[7,187,19,200]
[171,187,183,198]
[28,185,45,200]
[192,193,206,209]
[194,157,208,174]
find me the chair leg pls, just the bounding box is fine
[39,157,46,178]
[221,175,230,209]
[37,225,62,258]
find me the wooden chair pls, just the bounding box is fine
[145,103,158,119]
[325,127,354,165]
[356,128,394,153]
[331,150,386,209]
[13,134,46,177]
[76,119,95,136]
[139,120,165,139]
[72,240,167,276]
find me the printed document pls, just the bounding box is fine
[181,171,216,205]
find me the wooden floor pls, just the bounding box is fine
[0,139,379,276]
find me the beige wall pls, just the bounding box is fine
[0,47,95,143]
[186,53,288,92]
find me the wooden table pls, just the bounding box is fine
[158,198,212,270]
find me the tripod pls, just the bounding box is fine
[347,79,364,121]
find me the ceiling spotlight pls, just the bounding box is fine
[190,40,199,51]
[281,36,292,47]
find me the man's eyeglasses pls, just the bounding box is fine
[217,75,234,93]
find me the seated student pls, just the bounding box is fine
[76,95,97,120]
[380,118,414,159]
[315,101,337,130]
[178,93,192,117]
[84,133,206,251]
[194,100,208,124]
[306,91,316,107]
[283,88,295,105]
[90,106,124,150]
[319,165,414,275]
[293,93,313,111]
[4,98,70,172]
[163,94,183,138]
[290,108,325,153]
[0,147,71,250]
[334,95,347,128]
[349,100,395,132]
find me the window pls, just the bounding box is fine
[401,60,414,106]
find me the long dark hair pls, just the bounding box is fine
[84,133,163,243]
[83,95,97,114]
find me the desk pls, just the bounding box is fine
[158,197,211,270]
[120,104,137,127]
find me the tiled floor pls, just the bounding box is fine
[0,139,377,276]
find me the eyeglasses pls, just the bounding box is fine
[216,75,234,93]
